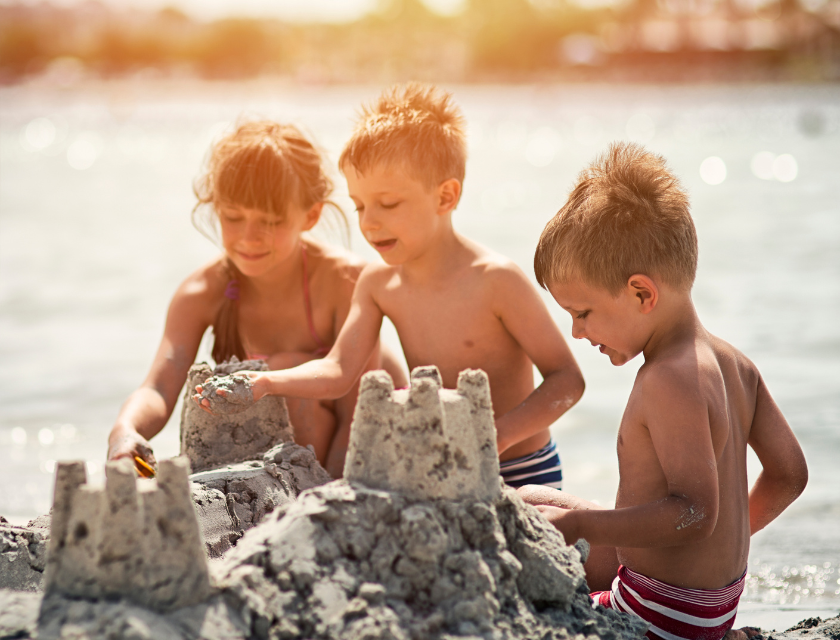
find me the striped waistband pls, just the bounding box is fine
[499,439,559,473]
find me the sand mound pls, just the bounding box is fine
[215,480,647,640]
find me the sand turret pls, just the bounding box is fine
[43,456,212,612]
[180,357,294,472]
[344,366,501,502]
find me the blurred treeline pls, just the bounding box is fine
[1,0,839,83]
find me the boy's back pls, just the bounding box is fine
[522,141,806,639]
[618,331,761,588]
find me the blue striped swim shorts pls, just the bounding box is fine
[499,439,563,489]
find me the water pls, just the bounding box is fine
[1,78,838,629]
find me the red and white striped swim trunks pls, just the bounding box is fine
[591,565,747,640]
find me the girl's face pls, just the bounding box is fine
[218,201,321,278]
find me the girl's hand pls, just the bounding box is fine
[107,428,157,471]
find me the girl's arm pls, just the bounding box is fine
[108,272,217,463]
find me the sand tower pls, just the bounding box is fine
[43,457,212,612]
[344,366,501,502]
[180,357,294,472]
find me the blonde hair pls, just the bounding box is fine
[534,142,697,295]
[339,82,467,190]
[192,120,344,363]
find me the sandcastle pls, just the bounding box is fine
[0,366,649,640]
[180,357,294,473]
[344,366,500,502]
[42,456,212,612]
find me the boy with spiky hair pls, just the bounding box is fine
[197,83,585,484]
[520,142,807,640]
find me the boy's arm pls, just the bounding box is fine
[248,267,385,402]
[490,264,585,454]
[545,366,722,548]
[746,376,807,534]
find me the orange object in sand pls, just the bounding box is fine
[134,456,156,478]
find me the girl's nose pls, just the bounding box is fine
[243,218,266,243]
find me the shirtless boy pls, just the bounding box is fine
[519,142,808,640]
[198,83,585,485]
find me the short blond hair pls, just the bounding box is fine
[534,142,697,294]
[339,82,467,189]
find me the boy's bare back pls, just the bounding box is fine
[619,330,777,589]
[522,142,807,621]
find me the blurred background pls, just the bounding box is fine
[1,0,838,632]
[1,0,839,82]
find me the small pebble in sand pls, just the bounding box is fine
[198,373,255,415]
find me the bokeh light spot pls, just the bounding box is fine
[700,156,727,185]
[25,117,56,151]
[525,127,561,167]
[772,154,798,182]
[11,427,27,446]
[38,428,55,446]
[67,132,102,170]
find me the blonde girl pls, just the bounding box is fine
[107,120,405,477]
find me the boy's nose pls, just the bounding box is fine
[571,321,587,340]
[358,209,380,232]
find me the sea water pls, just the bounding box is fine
[1,79,838,630]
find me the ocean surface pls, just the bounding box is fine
[1,78,838,630]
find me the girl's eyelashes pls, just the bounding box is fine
[381,201,400,210]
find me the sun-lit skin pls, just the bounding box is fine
[107,198,402,478]
[547,277,658,367]
[217,202,320,280]
[198,163,586,462]
[519,274,808,597]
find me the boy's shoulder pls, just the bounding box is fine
[635,331,761,414]
[462,238,532,287]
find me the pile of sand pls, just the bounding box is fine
[215,479,648,640]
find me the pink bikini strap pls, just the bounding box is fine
[301,244,329,356]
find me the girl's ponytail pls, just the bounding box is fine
[211,261,247,364]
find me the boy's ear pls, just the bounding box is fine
[302,202,324,231]
[436,178,462,216]
[627,274,658,314]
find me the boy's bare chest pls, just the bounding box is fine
[380,286,518,374]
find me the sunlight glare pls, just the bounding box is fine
[700,156,727,185]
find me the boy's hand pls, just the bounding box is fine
[534,504,581,545]
[192,371,271,415]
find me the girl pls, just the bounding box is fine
[107,120,405,478]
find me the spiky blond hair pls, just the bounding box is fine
[339,82,467,189]
[535,142,697,294]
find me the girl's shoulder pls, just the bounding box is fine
[305,240,367,286]
[171,256,229,311]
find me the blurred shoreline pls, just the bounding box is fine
[2,0,839,86]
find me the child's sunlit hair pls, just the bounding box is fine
[339,82,467,191]
[191,119,347,364]
[534,142,697,295]
[193,119,347,242]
